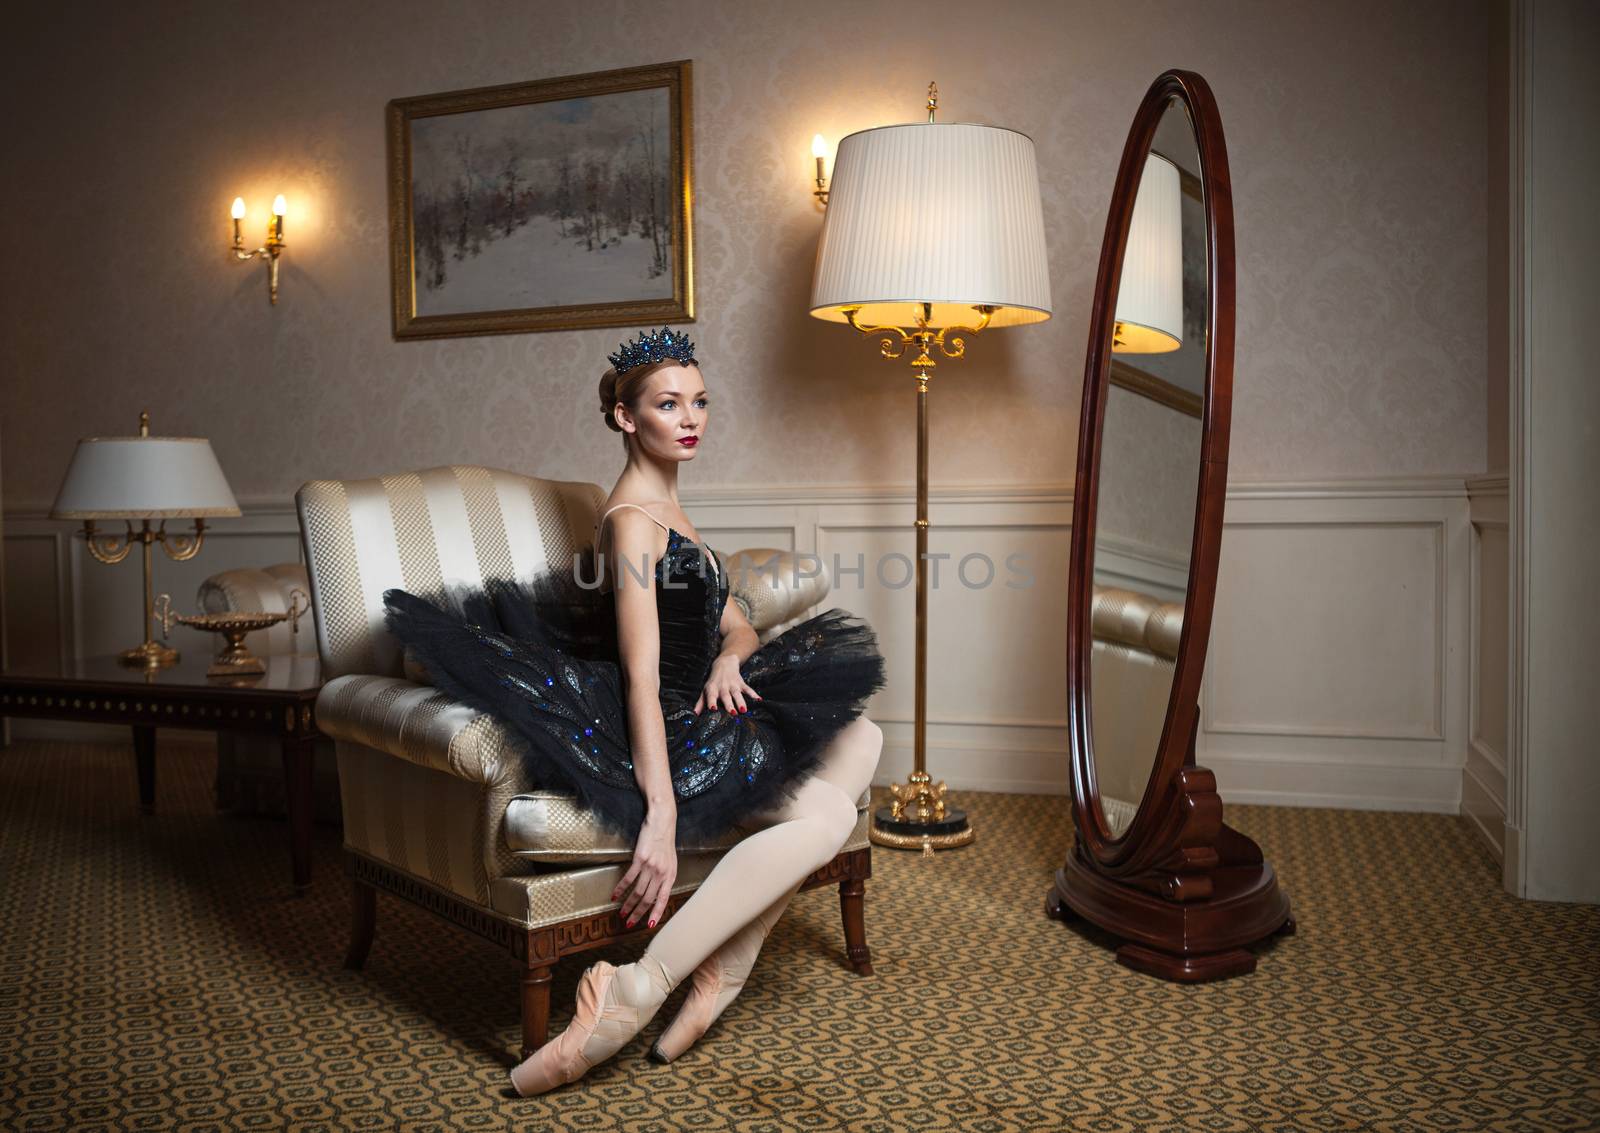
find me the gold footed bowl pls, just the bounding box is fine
[152,591,308,679]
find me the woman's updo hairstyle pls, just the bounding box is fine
[597,364,658,435]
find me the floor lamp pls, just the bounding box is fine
[808,86,1052,855]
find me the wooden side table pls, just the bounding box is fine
[0,651,324,890]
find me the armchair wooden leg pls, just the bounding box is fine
[520,963,554,1060]
[839,876,873,975]
[344,877,376,970]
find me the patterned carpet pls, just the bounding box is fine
[0,739,1595,1133]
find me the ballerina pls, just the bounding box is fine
[380,327,886,1094]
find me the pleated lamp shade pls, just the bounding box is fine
[51,435,241,519]
[1112,152,1183,354]
[809,122,1051,329]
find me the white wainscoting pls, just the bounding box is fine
[1200,478,1471,814]
[3,476,1479,815]
[1463,476,1509,861]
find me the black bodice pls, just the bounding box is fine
[610,527,729,705]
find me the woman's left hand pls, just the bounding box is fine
[694,653,762,716]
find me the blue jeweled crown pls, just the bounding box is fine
[607,327,698,376]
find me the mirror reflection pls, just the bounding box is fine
[1090,97,1207,837]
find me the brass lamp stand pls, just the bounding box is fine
[83,514,212,668]
[846,303,988,857]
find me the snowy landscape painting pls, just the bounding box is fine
[387,61,694,338]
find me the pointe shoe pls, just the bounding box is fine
[647,923,760,1064]
[509,958,669,1096]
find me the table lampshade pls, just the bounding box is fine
[809,122,1052,327]
[51,435,241,519]
[1112,151,1183,354]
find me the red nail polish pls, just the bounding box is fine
[648,918,656,928]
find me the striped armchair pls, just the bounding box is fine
[294,464,876,1059]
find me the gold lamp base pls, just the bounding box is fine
[867,769,975,857]
[118,639,180,669]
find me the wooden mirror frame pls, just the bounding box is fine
[1046,69,1293,981]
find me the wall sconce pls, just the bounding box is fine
[813,83,944,210]
[230,194,287,305]
[812,134,830,206]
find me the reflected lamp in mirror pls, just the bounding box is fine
[50,410,241,668]
[1112,153,1183,354]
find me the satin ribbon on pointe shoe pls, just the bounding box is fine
[510,957,669,1095]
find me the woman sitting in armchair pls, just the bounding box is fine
[381,327,887,1095]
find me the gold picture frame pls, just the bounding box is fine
[386,60,695,340]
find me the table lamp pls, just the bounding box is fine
[809,83,1052,855]
[49,410,241,668]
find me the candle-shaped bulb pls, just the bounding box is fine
[231,196,246,219]
[811,134,827,158]
[272,194,286,216]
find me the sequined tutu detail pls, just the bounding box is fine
[381,555,886,845]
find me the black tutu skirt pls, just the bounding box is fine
[380,546,887,846]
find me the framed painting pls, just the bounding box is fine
[386,60,694,339]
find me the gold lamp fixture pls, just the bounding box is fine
[809,82,1052,856]
[230,194,288,304]
[49,411,241,668]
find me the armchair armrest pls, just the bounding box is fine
[319,674,550,902]
[722,548,832,642]
[316,674,531,789]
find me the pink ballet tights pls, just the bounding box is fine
[507,715,883,1092]
[643,714,883,989]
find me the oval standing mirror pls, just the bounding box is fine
[1046,70,1293,981]
[1091,113,1202,843]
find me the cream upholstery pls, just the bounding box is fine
[296,464,870,916]
[502,783,874,863]
[1089,584,1184,838]
[297,466,603,682]
[203,562,340,822]
[489,809,873,929]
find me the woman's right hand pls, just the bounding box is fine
[613,802,678,930]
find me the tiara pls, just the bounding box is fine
[607,326,698,376]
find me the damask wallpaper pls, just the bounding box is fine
[0,0,1488,510]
